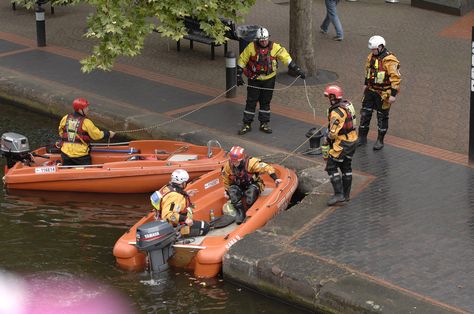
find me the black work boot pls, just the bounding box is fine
[234,203,246,225]
[357,128,368,146]
[259,123,273,134]
[327,175,345,206]
[342,174,352,201]
[238,123,252,135]
[373,133,385,150]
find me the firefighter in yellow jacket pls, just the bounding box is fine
[58,98,115,165]
[236,27,305,135]
[222,146,282,224]
[321,85,358,206]
[151,169,210,237]
[357,35,401,150]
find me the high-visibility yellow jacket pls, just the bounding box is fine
[58,113,107,158]
[222,157,277,192]
[365,50,401,97]
[327,102,358,159]
[238,41,292,81]
[159,184,193,235]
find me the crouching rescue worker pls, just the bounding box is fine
[236,27,305,135]
[222,146,282,224]
[358,35,401,150]
[58,98,115,166]
[321,85,358,206]
[151,169,210,237]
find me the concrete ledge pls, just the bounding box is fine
[411,0,473,16]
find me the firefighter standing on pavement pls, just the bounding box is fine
[222,146,282,224]
[321,85,358,206]
[58,98,115,166]
[150,169,210,237]
[357,35,401,150]
[236,27,305,135]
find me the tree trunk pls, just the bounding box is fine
[289,0,317,77]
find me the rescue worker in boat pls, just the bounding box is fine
[222,146,282,224]
[321,85,358,206]
[58,98,115,166]
[236,27,305,135]
[151,169,210,237]
[357,35,401,150]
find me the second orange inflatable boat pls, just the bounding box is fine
[113,164,298,278]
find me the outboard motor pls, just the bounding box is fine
[1,132,31,169]
[136,221,178,273]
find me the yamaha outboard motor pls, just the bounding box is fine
[1,133,31,169]
[136,221,177,273]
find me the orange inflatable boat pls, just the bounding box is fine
[113,164,298,278]
[1,132,226,193]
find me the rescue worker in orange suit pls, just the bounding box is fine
[236,27,305,135]
[321,85,358,206]
[222,146,282,224]
[58,98,115,166]
[357,35,401,150]
[151,169,210,237]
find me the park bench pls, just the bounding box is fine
[176,17,237,60]
[11,0,55,14]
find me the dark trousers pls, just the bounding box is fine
[359,89,390,135]
[228,184,260,210]
[243,76,276,124]
[61,152,92,166]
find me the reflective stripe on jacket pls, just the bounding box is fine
[365,50,401,96]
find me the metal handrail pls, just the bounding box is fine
[207,139,222,158]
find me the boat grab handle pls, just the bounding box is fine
[207,140,222,158]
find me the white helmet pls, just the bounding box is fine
[171,169,189,185]
[368,35,385,49]
[256,27,269,40]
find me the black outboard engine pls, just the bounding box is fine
[1,133,31,169]
[136,221,178,273]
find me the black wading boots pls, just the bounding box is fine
[373,133,385,150]
[342,174,352,201]
[259,123,272,134]
[234,203,246,225]
[357,128,368,146]
[327,175,346,206]
[238,124,252,135]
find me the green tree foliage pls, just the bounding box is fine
[14,0,255,72]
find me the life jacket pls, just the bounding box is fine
[61,113,91,145]
[366,49,392,90]
[328,100,357,135]
[246,42,276,76]
[150,184,191,219]
[228,157,255,188]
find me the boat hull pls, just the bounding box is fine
[3,140,226,193]
[113,164,298,277]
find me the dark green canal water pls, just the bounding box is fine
[0,102,309,314]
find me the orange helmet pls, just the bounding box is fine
[324,85,343,100]
[229,146,245,162]
[72,98,89,112]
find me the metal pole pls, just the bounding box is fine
[469,27,474,163]
[35,3,46,47]
[225,51,237,98]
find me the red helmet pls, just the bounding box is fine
[324,85,343,100]
[229,146,245,162]
[72,98,89,111]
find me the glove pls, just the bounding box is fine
[295,68,305,79]
[288,61,305,79]
[237,66,244,86]
[237,74,244,86]
[321,127,329,138]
